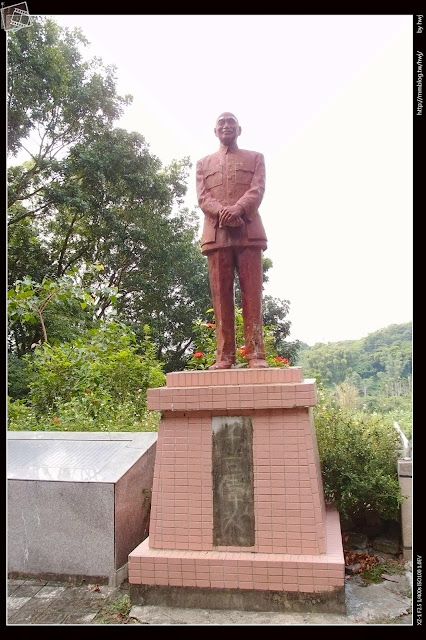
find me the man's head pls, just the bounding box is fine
[214,112,241,146]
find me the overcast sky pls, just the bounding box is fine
[32,14,413,346]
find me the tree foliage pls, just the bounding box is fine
[298,322,412,394]
[7,17,130,162]
[262,295,301,362]
[299,323,412,441]
[7,17,212,368]
[7,264,112,354]
[7,16,298,379]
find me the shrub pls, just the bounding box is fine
[25,322,164,413]
[7,321,165,432]
[7,396,161,432]
[7,397,39,430]
[314,399,403,521]
[186,307,291,369]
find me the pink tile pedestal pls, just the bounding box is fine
[129,367,345,612]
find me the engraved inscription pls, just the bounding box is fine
[212,416,255,546]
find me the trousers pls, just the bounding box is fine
[207,246,265,364]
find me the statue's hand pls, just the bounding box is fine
[219,205,244,228]
[226,217,244,227]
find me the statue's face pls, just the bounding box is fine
[214,113,241,146]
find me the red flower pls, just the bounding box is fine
[206,322,215,329]
[274,356,289,364]
[194,351,204,359]
[238,346,247,357]
[52,417,61,424]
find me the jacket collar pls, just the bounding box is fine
[219,141,239,154]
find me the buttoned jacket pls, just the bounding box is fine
[196,143,267,253]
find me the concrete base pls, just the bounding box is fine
[8,431,157,585]
[130,583,345,614]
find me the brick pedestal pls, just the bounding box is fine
[129,367,345,612]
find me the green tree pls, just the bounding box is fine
[7,264,115,355]
[299,342,357,385]
[262,295,301,362]
[7,16,297,375]
[7,17,212,368]
[7,210,52,288]
[7,17,130,183]
[44,131,211,367]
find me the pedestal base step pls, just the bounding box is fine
[129,581,345,614]
[129,507,345,613]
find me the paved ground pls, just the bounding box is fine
[7,562,413,626]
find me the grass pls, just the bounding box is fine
[361,558,406,584]
[91,594,140,625]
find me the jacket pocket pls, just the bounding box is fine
[205,168,223,189]
[235,162,254,185]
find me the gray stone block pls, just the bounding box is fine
[372,535,400,555]
[7,431,157,585]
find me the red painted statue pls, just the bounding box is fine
[196,112,268,370]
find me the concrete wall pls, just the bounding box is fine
[398,458,412,561]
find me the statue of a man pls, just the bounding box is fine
[196,112,268,369]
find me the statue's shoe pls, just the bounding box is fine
[209,360,234,370]
[248,358,268,369]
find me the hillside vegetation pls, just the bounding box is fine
[298,322,412,439]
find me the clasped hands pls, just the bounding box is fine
[218,204,244,228]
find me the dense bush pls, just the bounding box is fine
[314,391,403,521]
[8,396,161,432]
[7,321,164,432]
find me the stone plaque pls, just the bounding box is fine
[212,416,255,547]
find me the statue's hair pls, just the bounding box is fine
[216,112,239,123]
